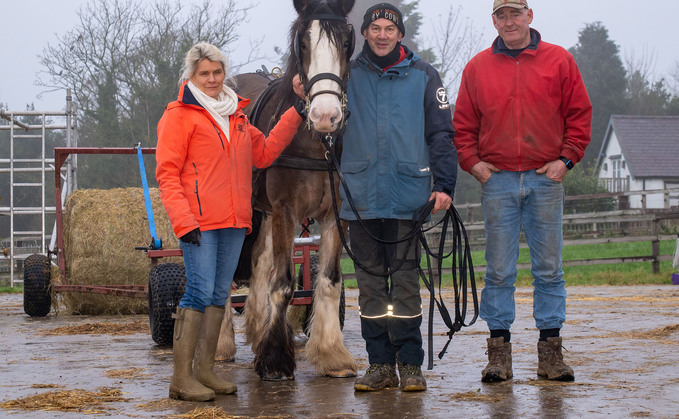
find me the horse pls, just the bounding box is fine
[215,0,357,381]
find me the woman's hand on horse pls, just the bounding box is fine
[429,191,452,215]
[292,74,305,99]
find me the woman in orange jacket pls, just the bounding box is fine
[156,42,304,402]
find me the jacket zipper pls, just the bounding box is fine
[515,59,522,171]
[192,162,202,216]
[213,125,225,149]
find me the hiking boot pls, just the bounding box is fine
[398,363,426,392]
[354,363,398,391]
[481,337,513,383]
[537,337,575,381]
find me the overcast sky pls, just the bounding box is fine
[1,0,678,111]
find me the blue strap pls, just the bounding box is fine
[137,145,162,250]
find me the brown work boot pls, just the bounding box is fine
[537,337,575,381]
[481,337,513,383]
[354,363,399,391]
[398,363,426,392]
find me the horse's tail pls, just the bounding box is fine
[234,209,264,287]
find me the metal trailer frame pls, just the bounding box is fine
[52,146,316,306]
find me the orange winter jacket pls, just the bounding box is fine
[156,82,301,239]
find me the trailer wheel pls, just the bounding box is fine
[298,255,346,336]
[148,263,186,347]
[23,254,52,317]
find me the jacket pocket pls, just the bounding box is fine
[394,162,431,214]
[340,160,370,211]
[192,163,203,216]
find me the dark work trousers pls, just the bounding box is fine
[348,219,424,366]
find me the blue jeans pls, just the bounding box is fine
[480,170,566,331]
[179,228,246,312]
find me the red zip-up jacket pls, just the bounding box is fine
[453,32,592,173]
[156,82,301,238]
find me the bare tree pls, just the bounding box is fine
[36,0,257,188]
[624,47,676,115]
[624,47,658,101]
[39,0,256,118]
[426,5,484,100]
[669,61,679,96]
[38,0,139,114]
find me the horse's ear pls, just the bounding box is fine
[293,0,307,14]
[340,0,355,16]
[325,0,355,16]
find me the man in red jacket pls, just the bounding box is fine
[453,0,592,383]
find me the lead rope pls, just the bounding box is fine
[320,134,479,369]
[417,204,479,369]
[323,133,423,278]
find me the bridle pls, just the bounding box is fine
[293,9,355,131]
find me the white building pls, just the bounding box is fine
[595,115,679,209]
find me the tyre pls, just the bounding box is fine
[148,263,186,347]
[298,255,346,336]
[23,254,52,317]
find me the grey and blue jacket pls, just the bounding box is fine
[339,46,457,221]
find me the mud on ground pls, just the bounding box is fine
[1,285,678,418]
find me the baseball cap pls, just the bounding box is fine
[492,0,529,14]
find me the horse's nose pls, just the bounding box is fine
[309,98,342,133]
[310,109,335,133]
[329,108,341,125]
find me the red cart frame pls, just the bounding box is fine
[53,146,316,306]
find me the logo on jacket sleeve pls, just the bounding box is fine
[436,87,450,110]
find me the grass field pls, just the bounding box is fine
[3,240,677,294]
[0,285,22,294]
[340,239,679,288]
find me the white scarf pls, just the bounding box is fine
[187,81,239,142]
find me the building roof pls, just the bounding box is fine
[598,115,679,179]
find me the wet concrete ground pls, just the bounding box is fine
[1,285,678,418]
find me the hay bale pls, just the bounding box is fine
[61,187,182,315]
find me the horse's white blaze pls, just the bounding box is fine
[307,20,343,133]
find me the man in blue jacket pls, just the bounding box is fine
[341,3,458,392]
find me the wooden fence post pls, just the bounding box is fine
[652,239,660,274]
[652,216,660,274]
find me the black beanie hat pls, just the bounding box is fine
[361,3,406,36]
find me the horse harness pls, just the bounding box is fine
[294,8,354,132]
[249,6,353,172]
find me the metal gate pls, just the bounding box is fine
[0,90,77,287]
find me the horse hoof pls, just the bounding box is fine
[326,369,357,378]
[262,373,295,382]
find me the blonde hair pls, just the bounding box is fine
[179,42,232,84]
